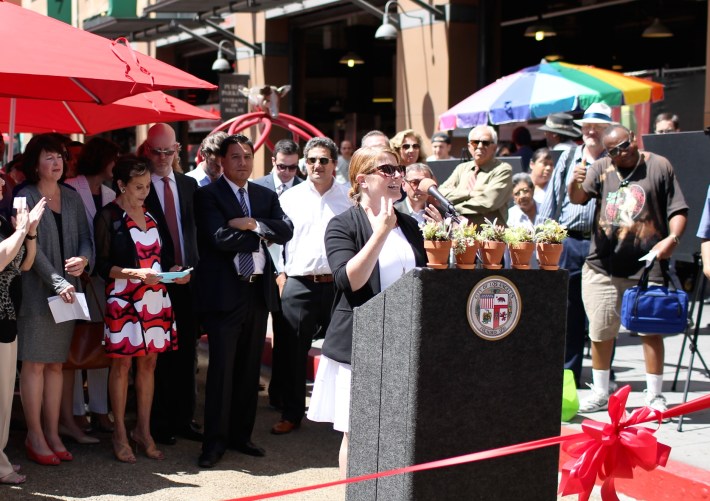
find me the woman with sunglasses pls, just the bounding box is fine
[307,146,427,477]
[390,129,426,167]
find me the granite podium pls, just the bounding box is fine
[347,268,568,500]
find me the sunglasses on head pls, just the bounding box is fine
[469,139,492,148]
[373,164,405,177]
[607,138,631,157]
[275,163,298,172]
[306,156,331,165]
[401,143,420,151]
[149,147,176,156]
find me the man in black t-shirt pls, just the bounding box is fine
[568,124,688,415]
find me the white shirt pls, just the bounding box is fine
[186,165,211,187]
[507,203,539,227]
[222,177,267,275]
[279,179,351,276]
[378,227,416,291]
[533,183,549,204]
[426,154,457,161]
[150,172,186,261]
[552,140,577,152]
[271,171,295,194]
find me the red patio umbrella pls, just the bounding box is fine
[0,1,216,104]
[0,91,220,135]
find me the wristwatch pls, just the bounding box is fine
[669,234,680,245]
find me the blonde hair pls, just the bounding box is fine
[348,146,400,202]
[389,129,425,163]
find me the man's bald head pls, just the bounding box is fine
[147,123,177,144]
[144,123,179,177]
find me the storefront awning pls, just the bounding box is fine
[143,0,295,15]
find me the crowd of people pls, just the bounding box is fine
[0,106,706,484]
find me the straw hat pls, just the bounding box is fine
[573,102,613,125]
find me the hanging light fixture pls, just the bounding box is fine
[642,18,673,38]
[211,40,233,72]
[524,20,556,42]
[339,51,365,68]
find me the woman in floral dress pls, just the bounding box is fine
[94,155,185,463]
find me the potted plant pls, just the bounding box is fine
[478,218,507,270]
[503,225,536,269]
[421,220,452,269]
[534,219,569,270]
[452,223,479,269]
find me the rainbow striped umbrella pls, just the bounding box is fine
[438,60,664,129]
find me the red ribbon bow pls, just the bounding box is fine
[559,385,671,501]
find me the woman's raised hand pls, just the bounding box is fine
[27,197,47,233]
[366,196,397,235]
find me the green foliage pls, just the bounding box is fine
[478,218,506,242]
[503,225,534,245]
[534,218,569,244]
[452,223,478,255]
[421,220,452,241]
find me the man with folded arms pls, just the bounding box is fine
[569,123,688,415]
[194,134,293,467]
[438,125,513,227]
[271,137,351,435]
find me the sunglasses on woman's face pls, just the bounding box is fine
[373,164,405,178]
[401,143,420,151]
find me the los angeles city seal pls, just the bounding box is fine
[466,276,521,341]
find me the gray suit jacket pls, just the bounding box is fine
[253,174,302,192]
[17,184,92,317]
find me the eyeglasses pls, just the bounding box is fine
[469,139,493,148]
[306,156,331,165]
[372,164,405,178]
[405,178,424,188]
[513,187,532,197]
[149,147,176,156]
[275,163,299,172]
[607,138,631,157]
[401,143,420,151]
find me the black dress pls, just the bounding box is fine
[0,217,25,343]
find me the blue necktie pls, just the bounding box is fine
[237,188,254,277]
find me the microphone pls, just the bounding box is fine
[418,178,460,221]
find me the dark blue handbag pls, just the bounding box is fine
[620,259,689,335]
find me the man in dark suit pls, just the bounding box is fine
[194,134,293,468]
[252,138,301,410]
[140,123,203,446]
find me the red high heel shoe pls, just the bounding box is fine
[25,441,60,466]
[50,448,73,462]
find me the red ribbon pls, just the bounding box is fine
[559,385,671,501]
[226,388,710,501]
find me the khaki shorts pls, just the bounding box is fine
[581,263,661,342]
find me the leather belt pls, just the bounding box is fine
[293,274,334,283]
[567,230,592,240]
[238,274,262,283]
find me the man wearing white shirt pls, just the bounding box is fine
[186,132,227,187]
[270,137,351,435]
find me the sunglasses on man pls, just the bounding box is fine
[149,147,176,156]
[607,138,631,157]
[469,139,493,148]
[306,156,331,165]
[275,163,299,172]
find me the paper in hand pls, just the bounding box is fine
[47,293,91,323]
[13,197,26,212]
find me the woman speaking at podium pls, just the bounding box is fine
[307,146,427,477]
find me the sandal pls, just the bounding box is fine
[130,431,164,461]
[0,471,26,485]
[112,439,136,464]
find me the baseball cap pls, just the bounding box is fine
[430,132,451,144]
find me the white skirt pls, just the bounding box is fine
[307,355,351,433]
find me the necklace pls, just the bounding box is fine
[40,186,60,202]
[615,153,643,188]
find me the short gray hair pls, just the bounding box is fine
[405,162,434,179]
[467,125,498,145]
[303,137,338,162]
[512,172,534,190]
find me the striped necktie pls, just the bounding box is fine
[237,187,254,277]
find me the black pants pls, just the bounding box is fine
[279,277,335,424]
[151,283,199,435]
[201,283,268,454]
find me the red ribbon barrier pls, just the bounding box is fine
[226,387,710,501]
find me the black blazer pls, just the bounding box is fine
[252,174,302,192]
[94,202,174,282]
[144,172,199,268]
[193,177,293,313]
[322,205,426,364]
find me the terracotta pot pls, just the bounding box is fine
[454,241,479,269]
[480,240,506,269]
[536,242,564,270]
[424,240,451,269]
[508,242,536,269]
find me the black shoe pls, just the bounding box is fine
[177,426,204,442]
[198,450,222,468]
[230,441,265,457]
[153,432,177,446]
